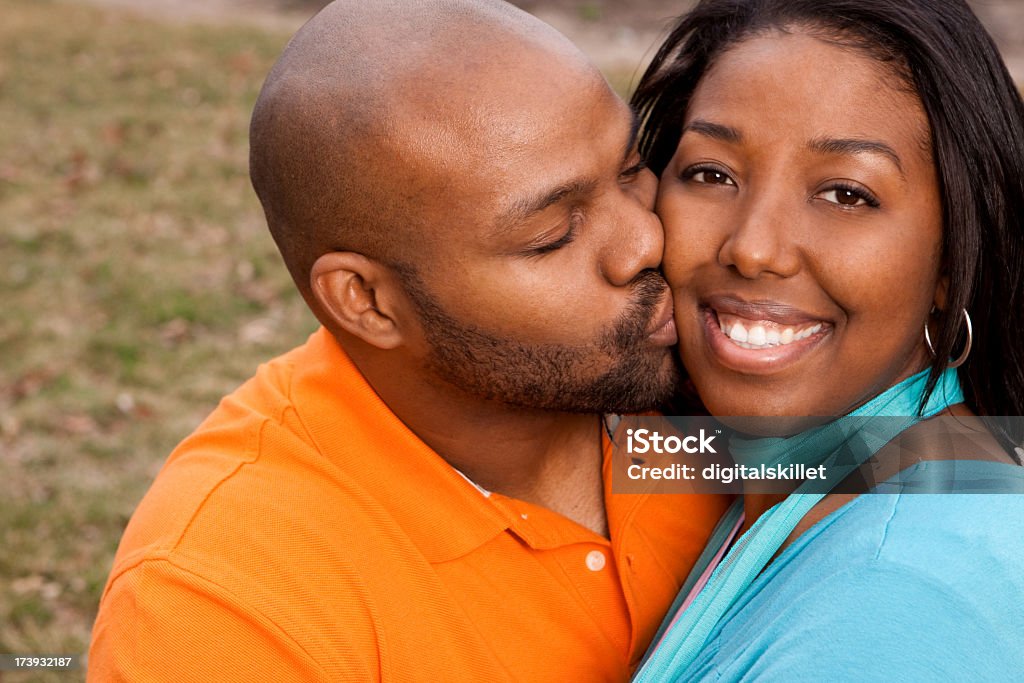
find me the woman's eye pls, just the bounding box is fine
[822,188,864,206]
[817,185,880,208]
[684,166,736,186]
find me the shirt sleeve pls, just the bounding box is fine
[710,561,1021,682]
[88,558,379,682]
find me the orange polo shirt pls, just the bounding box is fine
[89,328,730,682]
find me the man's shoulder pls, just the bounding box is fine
[104,444,388,605]
[93,332,397,679]
[108,330,391,584]
[100,401,409,666]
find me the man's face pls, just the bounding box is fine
[390,56,680,413]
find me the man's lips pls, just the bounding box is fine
[648,291,678,346]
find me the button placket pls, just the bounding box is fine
[586,549,607,571]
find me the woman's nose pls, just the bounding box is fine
[718,194,801,280]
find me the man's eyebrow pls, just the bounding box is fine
[683,119,743,143]
[623,109,641,163]
[495,177,599,234]
[493,110,638,235]
[808,136,905,175]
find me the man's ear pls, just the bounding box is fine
[309,252,407,350]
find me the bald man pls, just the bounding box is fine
[88,1,730,680]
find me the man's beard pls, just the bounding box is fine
[396,267,682,413]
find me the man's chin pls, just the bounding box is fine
[560,351,683,415]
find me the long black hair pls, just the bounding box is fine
[634,0,1024,452]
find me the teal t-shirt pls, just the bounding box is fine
[675,461,1024,681]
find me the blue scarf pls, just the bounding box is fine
[634,367,964,681]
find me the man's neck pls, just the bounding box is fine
[428,408,609,537]
[353,349,609,536]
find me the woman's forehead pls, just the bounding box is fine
[686,31,932,165]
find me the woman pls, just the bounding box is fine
[631,0,1024,679]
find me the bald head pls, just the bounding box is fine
[249,0,605,302]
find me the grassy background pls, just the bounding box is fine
[0,1,317,680]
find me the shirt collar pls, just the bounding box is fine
[288,328,642,562]
[289,328,515,563]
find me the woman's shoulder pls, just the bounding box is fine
[774,459,1023,567]
[702,463,1024,680]
[783,460,1024,576]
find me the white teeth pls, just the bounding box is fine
[729,323,748,343]
[717,313,825,349]
[748,325,767,346]
[793,324,822,341]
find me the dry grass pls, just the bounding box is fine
[0,2,317,679]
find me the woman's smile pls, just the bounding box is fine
[698,295,832,375]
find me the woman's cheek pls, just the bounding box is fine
[660,189,697,286]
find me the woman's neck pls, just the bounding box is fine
[734,367,971,535]
[741,401,1017,543]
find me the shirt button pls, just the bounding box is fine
[585,550,607,572]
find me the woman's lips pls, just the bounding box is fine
[700,302,831,375]
[704,294,826,327]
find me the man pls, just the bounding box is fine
[88,1,729,680]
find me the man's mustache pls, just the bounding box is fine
[631,269,670,303]
[605,269,671,350]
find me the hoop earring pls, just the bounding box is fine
[924,308,973,369]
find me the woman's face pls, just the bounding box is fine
[659,31,944,418]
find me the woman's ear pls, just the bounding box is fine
[309,252,406,350]
[933,274,949,311]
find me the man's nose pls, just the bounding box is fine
[601,171,664,286]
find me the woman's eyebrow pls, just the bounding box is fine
[807,136,905,176]
[682,119,742,143]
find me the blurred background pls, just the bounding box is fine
[1,0,1021,680]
